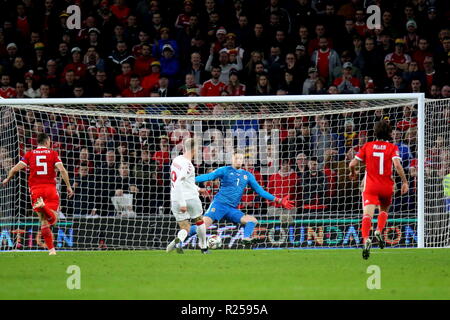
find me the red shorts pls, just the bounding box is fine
[362,187,393,208]
[30,185,60,215]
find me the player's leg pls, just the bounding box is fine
[187,201,222,237]
[361,192,379,260]
[166,219,191,253]
[32,188,59,255]
[188,198,209,253]
[374,197,391,249]
[167,201,191,253]
[240,214,258,242]
[223,207,255,245]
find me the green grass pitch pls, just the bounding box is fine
[1,248,449,300]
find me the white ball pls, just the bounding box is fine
[207,235,222,249]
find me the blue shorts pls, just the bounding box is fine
[204,201,244,224]
[446,198,450,212]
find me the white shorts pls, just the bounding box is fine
[171,197,203,222]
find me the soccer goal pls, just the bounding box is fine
[0,93,448,251]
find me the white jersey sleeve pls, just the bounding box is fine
[170,155,199,207]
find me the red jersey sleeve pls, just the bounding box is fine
[355,143,366,162]
[20,151,30,166]
[391,144,401,161]
[53,150,62,165]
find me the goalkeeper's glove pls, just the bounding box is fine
[275,195,295,209]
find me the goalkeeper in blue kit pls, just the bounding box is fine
[187,152,295,245]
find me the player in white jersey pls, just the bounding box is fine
[166,138,209,254]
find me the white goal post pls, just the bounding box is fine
[1,93,448,251]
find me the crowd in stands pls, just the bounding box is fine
[0,0,448,100]
[0,0,449,218]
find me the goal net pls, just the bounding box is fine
[0,94,446,251]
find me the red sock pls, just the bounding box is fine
[41,225,55,250]
[42,205,56,225]
[377,211,388,233]
[361,215,372,242]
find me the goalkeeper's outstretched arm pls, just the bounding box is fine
[248,174,295,209]
[195,167,226,184]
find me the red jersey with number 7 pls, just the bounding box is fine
[20,147,62,189]
[355,140,401,191]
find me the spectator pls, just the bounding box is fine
[267,159,297,224]
[302,67,320,95]
[333,62,361,94]
[311,37,340,83]
[72,166,97,217]
[279,70,300,95]
[301,157,328,210]
[63,47,87,81]
[155,75,175,97]
[153,27,179,59]
[39,83,51,98]
[392,128,413,168]
[178,73,200,96]
[224,70,245,96]
[0,74,16,98]
[142,61,161,92]
[23,71,40,98]
[410,78,423,93]
[185,52,208,86]
[249,73,274,96]
[15,82,26,98]
[205,47,242,84]
[311,116,344,164]
[384,38,412,71]
[121,74,149,97]
[159,44,180,81]
[133,44,155,77]
[107,41,134,76]
[200,66,226,97]
[385,72,407,93]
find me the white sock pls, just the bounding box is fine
[177,229,188,242]
[196,223,207,249]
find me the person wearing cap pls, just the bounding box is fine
[422,7,440,43]
[332,50,362,83]
[384,38,412,71]
[159,43,180,80]
[63,46,87,81]
[343,118,357,148]
[402,20,420,52]
[141,61,161,91]
[302,67,319,95]
[210,27,227,53]
[152,27,178,59]
[333,62,361,94]
[205,45,243,84]
[83,27,102,55]
[364,79,376,94]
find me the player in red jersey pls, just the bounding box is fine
[2,133,74,255]
[349,120,408,259]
